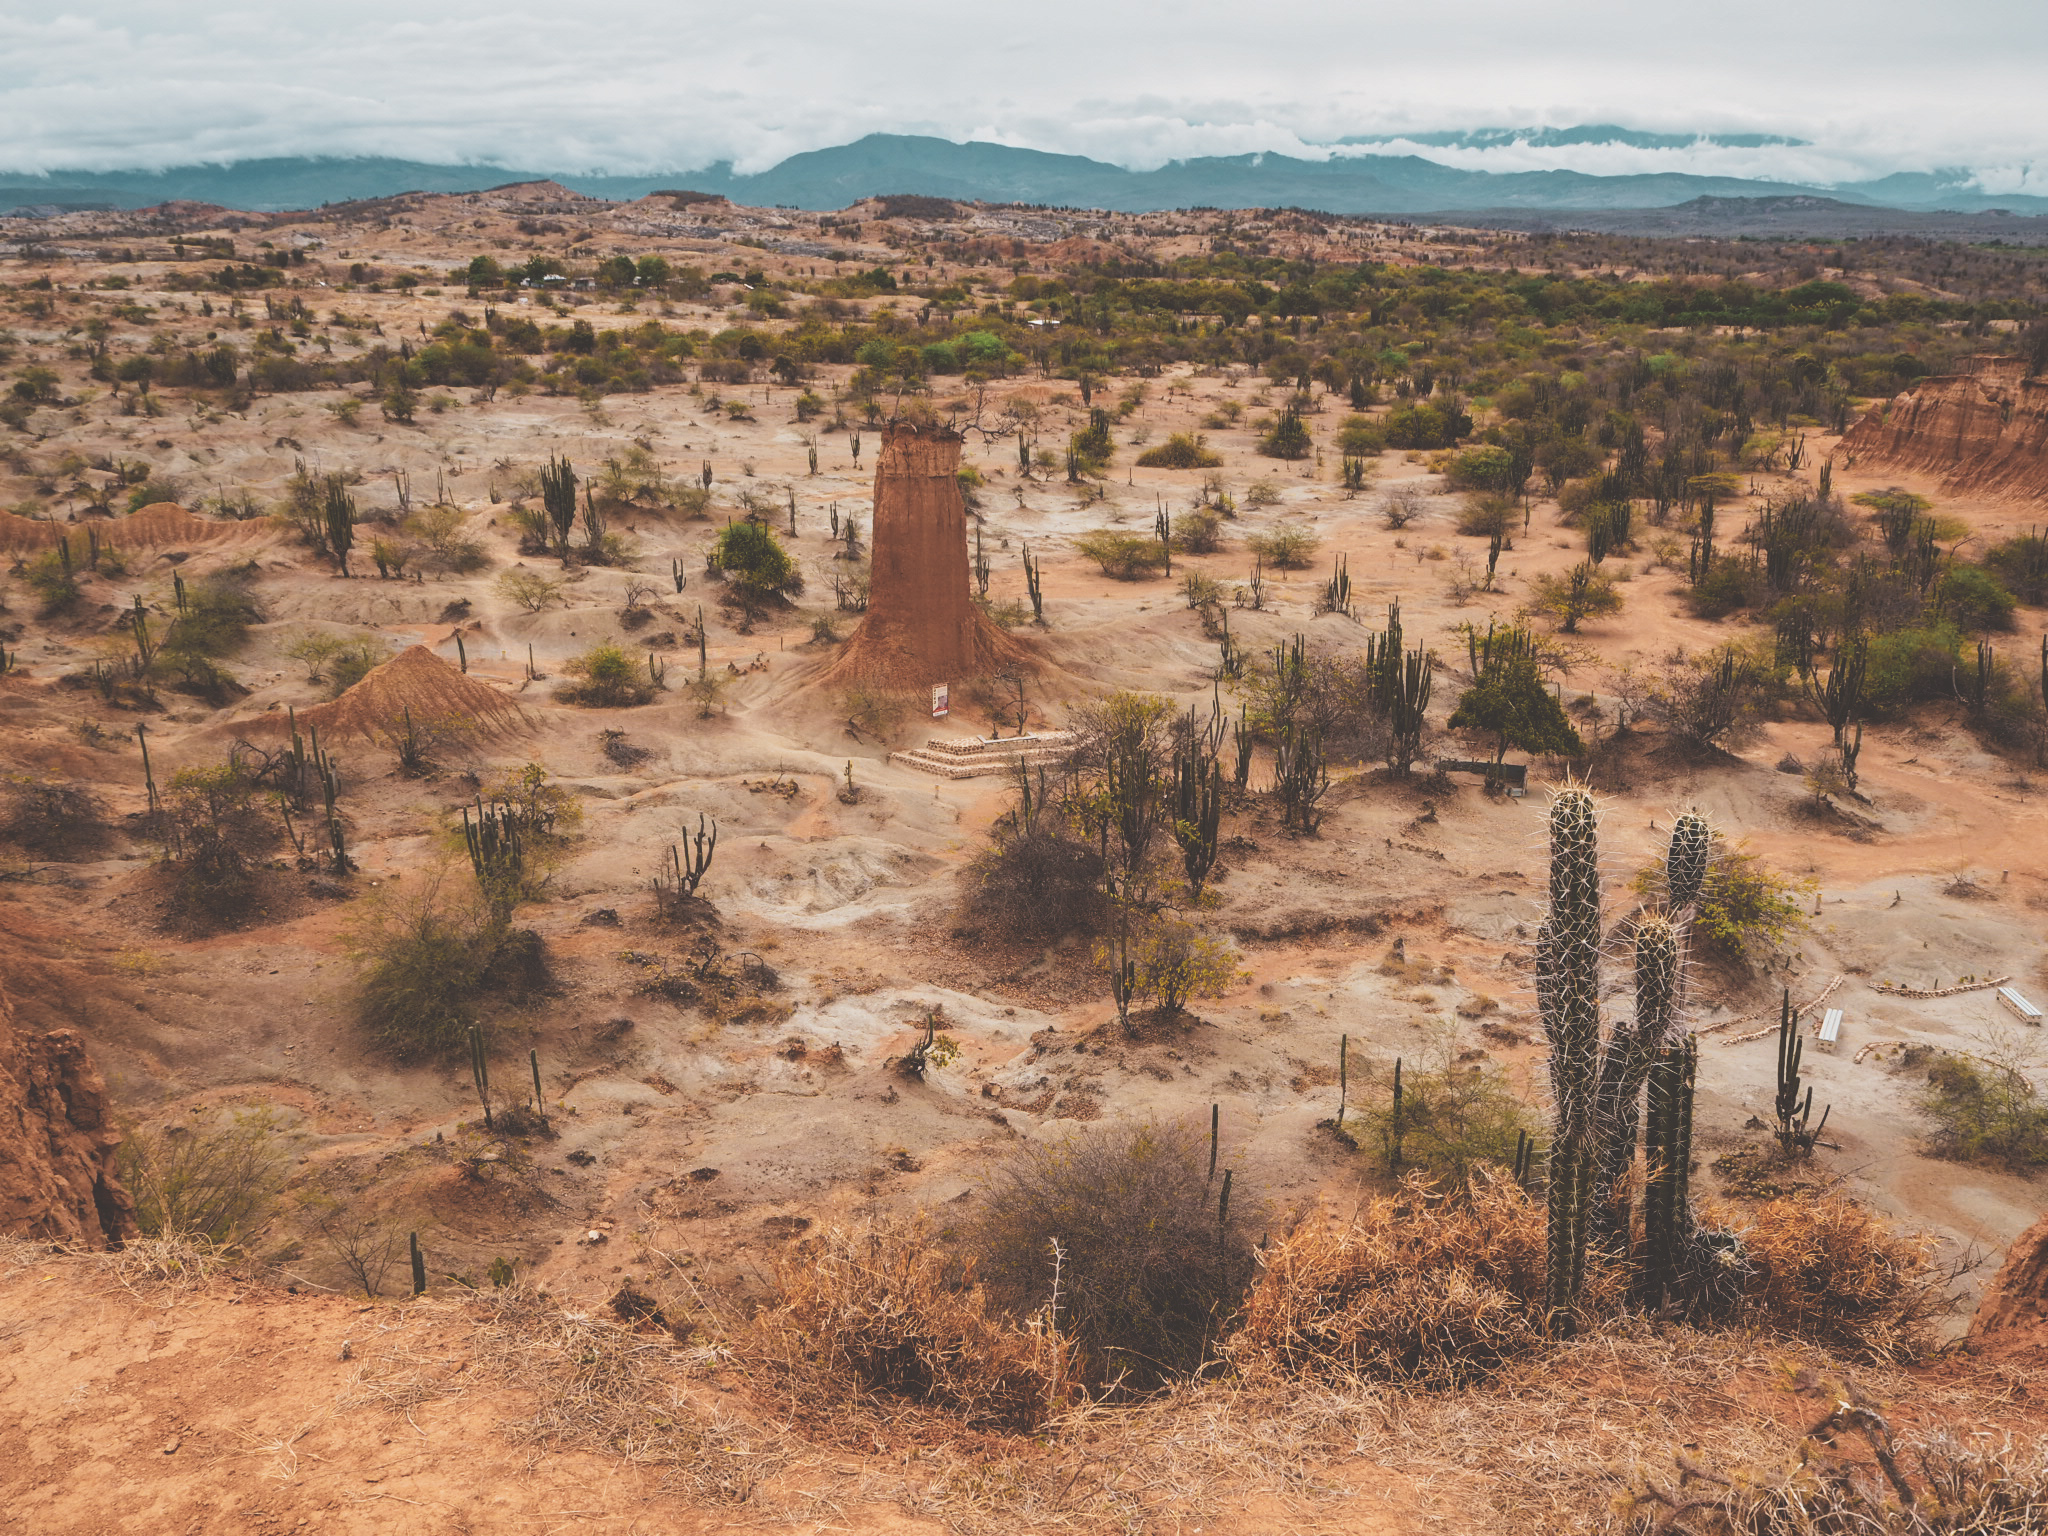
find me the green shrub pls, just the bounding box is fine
[1075,528,1168,579]
[325,638,389,696]
[23,549,80,614]
[347,871,503,1057]
[974,1118,1258,1392]
[1455,493,1515,537]
[117,1105,294,1243]
[1685,557,1760,619]
[1444,445,1516,492]
[1172,506,1224,554]
[1335,415,1385,456]
[1244,526,1321,569]
[556,642,654,707]
[1632,836,1812,960]
[1864,622,1964,711]
[1355,1034,1539,1181]
[1135,432,1221,470]
[1258,407,1312,460]
[158,759,272,924]
[1938,564,2017,632]
[1918,1042,2048,1169]
[1985,529,2048,605]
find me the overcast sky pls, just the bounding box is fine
[4,1,2045,191]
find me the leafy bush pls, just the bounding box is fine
[1938,564,2016,632]
[1444,445,1516,492]
[1335,414,1385,456]
[1685,556,1761,619]
[974,1118,1258,1392]
[1454,493,1515,537]
[1258,406,1312,459]
[346,870,504,1056]
[1986,529,2048,605]
[1383,399,1471,449]
[1354,1042,1538,1181]
[1528,561,1625,633]
[1244,526,1321,569]
[158,759,273,924]
[1075,528,1168,579]
[23,549,80,614]
[1135,432,1221,470]
[1632,836,1812,959]
[714,519,800,596]
[405,504,490,572]
[1103,917,1246,1017]
[1918,1042,2048,1169]
[496,568,565,612]
[556,643,656,707]
[324,638,389,696]
[1864,622,1964,711]
[1172,505,1224,554]
[116,1105,294,1244]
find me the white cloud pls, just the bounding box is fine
[1,1,2043,181]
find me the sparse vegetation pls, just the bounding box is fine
[974,1118,1259,1393]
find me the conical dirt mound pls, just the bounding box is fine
[249,646,528,743]
[0,502,274,557]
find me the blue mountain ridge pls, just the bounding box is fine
[3,133,2042,218]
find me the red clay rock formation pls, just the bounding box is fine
[1969,1209,2048,1349]
[1838,354,2048,499]
[0,501,275,557]
[234,644,528,744]
[0,977,134,1248]
[828,425,1028,687]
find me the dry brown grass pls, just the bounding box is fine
[1619,1370,2048,1534]
[756,1215,1074,1431]
[468,1286,786,1504]
[1231,1170,1623,1388]
[1729,1191,1956,1363]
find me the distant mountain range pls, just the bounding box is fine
[4,132,2045,223]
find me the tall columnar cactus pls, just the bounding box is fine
[1590,914,1679,1250]
[1640,1035,1697,1309]
[1540,786,1604,1324]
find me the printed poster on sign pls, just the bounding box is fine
[931,683,949,718]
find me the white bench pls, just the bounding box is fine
[1999,987,2043,1024]
[1818,1009,1843,1049]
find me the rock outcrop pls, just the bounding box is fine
[828,424,1030,687]
[0,978,134,1248]
[1969,1210,2048,1349]
[1838,354,2048,500]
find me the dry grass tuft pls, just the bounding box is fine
[758,1216,1074,1432]
[1729,1192,1956,1362]
[468,1286,780,1504]
[1620,1370,2048,1534]
[1231,1170,1620,1388]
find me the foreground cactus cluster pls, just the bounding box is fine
[1538,789,1723,1326]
